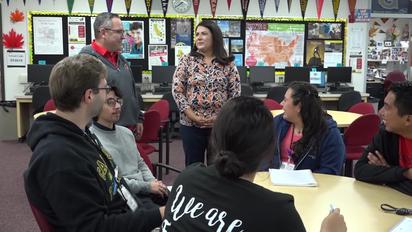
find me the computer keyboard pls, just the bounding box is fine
[154,86,172,94]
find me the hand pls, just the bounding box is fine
[150,180,168,197]
[367,151,390,167]
[320,208,347,232]
[403,168,412,180]
[136,123,144,140]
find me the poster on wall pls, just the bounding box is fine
[324,41,343,67]
[33,17,64,55]
[306,40,325,67]
[121,20,145,59]
[371,0,412,14]
[6,50,26,67]
[148,45,168,70]
[245,22,305,68]
[234,54,243,66]
[216,20,241,37]
[68,17,87,56]
[175,45,191,65]
[170,18,192,48]
[307,23,342,39]
[149,18,166,44]
[231,39,243,53]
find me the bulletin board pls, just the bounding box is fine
[28,12,194,70]
[200,16,346,71]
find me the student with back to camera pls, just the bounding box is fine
[162,96,347,232]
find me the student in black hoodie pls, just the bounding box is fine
[355,81,412,196]
[24,54,163,231]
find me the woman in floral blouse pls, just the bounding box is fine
[172,20,241,166]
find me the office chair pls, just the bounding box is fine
[161,92,180,138]
[384,71,406,97]
[263,99,283,110]
[348,102,375,115]
[28,201,54,232]
[32,86,51,115]
[43,99,56,112]
[266,86,287,103]
[343,114,381,177]
[337,91,362,111]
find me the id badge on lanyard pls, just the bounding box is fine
[280,148,295,170]
[119,185,138,212]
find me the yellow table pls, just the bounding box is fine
[271,110,362,127]
[254,172,412,232]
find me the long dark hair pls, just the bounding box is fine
[211,96,275,179]
[288,82,328,157]
[190,20,234,65]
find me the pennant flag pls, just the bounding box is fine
[145,0,152,16]
[300,0,307,19]
[210,0,217,17]
[193,0,199,17]
[227,0,232,10]
[125,0,132,15]
[88,0,95,14]
[106,0,113,12]
[67,0,75,14]
[161,0,168,17]
[23,0,26,5]
[258,0,266,18]
[348,0,356,22]
[287,0,292,13]
[6,0,10,6]
[316,0,324,20]
[274,0,280,12]
[38,0,41,4]
[332,0,340,20]
[240,0,250,19]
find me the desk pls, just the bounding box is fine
[271,110,362,127]
[254,172,412,232]
[16,96,33,139]
[254,92,369,102]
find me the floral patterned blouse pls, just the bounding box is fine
[172,54,241,127]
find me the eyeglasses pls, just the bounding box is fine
[93,86,111,94]
[104,28,125,35]
[105,98,123,107]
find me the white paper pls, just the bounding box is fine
[33,17,64,55]
[269,169,318,187]
[68,17,86,56]
[390,217,412,232]
[148,45,168,70]
[149,18,166,44]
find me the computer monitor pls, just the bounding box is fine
[130,65,142,83]
[309,69,326,88]
[249,66,275,83]
[152,66,176,85]
[284,67,310,84]
[27,64,54,85]
[327,67,352,84]
[236,66,248,83]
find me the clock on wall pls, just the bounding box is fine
[172,0,192,13]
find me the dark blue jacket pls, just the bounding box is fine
[262,114,345,175]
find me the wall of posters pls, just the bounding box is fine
[149,18,166,44]
[122,20,145,59]
[307,23,342,39]
[306,40,325,67]
[68,17,86,56]
[171,18,192,48]
[33,17,64,55]
[148,45,168,69]
[216,20,241,37]
[324,41,343,68]
[245,22,305,68]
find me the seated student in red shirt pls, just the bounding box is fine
[355,81,412,196]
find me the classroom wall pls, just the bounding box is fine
[1,0,370,100]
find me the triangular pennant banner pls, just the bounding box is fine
[300,0,307,19]
[23,0,26,5]
[316,0,324,20]
[210,0,217,17]
[332,0,340,20]
[274,0,280,13]
[106,0,113,12]
[161,0,168,17]
[38,0,41,4]
[193,0,200,17]
[88,0,95,14]
[6,0,10,6]
[145,0,152,16]
[240,0,250,20]
[287,0,292,13]
[125,0,132,15]
[258,0,266,18]
[348,0,356,15]
[67,0,75,14]
[227,0,232,10]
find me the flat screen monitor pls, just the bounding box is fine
[152,66,176,84]
[284,67,310,83]
[327,67,352,83]
[130,65,142,83]
[236,66,247,83]
[27,64,54,85]
[249,66,275,83]
[309,70,326,87]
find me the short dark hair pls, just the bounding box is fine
[211,96,275,178]
[130,22,142,31]
[389,81,412,116]
[94,12,120,38]
[49,54,107,112]
[191,20,234,65]
[287,81,327,157]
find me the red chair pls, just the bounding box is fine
[348,102,375,115]
[343,114,381,176]
[263,99,283,110]
[384,71,406,96]
[29,201,54,232]
[43,99,56,112]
